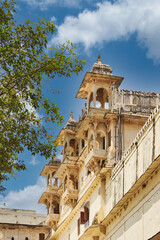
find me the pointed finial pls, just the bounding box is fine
[70,112,73,118]
[97,55,101,64]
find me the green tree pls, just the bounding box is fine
[0,0,85,191]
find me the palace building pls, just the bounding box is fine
[0,208,50,240]
[39,56,160,240]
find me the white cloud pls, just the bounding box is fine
[29,156,39,166]
[0,177,46,213]
[20,0,84,10]
[25,101,42,120]
[51,0,160,62]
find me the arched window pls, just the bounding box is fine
[53,200,59,214]
[39,233,45,240]
[76,143,79,156]
[82,139,85,148]
[97,88,108,109]
[25,238,29,240]
[47,174,50,185]
[105,96,109,109]
[11,238,14,240]
[103,137,105,150]
[96,131,106,150]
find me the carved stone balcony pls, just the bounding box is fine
[46,185,59,194]
[46,213,60,230]
[85,148,107,172]
[54,156,78,179]
[62,188,78,206]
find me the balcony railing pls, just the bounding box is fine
[46,213,60,229]
[46,185,59,193]
[85,148,107,168]
[62,188,78,206]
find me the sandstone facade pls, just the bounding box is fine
[0,208,51,240]
[39,56,160,240]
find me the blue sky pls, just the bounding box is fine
[1,0,160,212]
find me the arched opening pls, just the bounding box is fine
[76,143,79,156]
[47,174,50,186]
[88,134,99,152]
[69,139,79,156]
[96,88,109,109]
[39,233,45,240]
[90,100,101,108]
[101,160,105,168]
[88,134,93,152]
[25,238,29,240]
[52,173,58,186]
[53,200,59,214]
[105,95,109,109]
[89,92,101,108]
[133,96,138,105]
[89,88,109,109]
[82,139,85,149]
[69,138,75,156]
[68,175,78,190]
[96,131,106,150]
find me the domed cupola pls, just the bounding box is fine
[48,153,61,166]
[91,55,112,76]
[65,112,77,130]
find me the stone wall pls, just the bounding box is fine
[112,85,160,114]
[0,208,51,240]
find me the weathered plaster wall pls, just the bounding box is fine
[105,177,160,240]
[0,209,50,240]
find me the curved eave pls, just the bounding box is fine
[76,72,124,99]
[38,192,54,204]
[40,165,59,177]
[56,128,76,146]
[54,163,78,179]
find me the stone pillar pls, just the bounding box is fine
[50,171,52,185]
[67,137,69,155]
[47,173,49,186]
[87,95,90,113]
[93,132,97,149]
[87,134,89,154]
[105,133,107,150]
[47,205,49,215]
[93,84,96,108]
[55,178,58,186]
[67,169,70,190]
[50,200,53,214]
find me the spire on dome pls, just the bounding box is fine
[97,55,101,64]
[70,112,73,119]
[48,153,61,166]
[91,56,112,76]
[65,112,77,130]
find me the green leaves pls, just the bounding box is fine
[0,0,85,191]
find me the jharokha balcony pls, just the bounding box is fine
[85,148,107,172]
[46,213,60,230]
[46,184,59,193]
[62,188,78,206]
